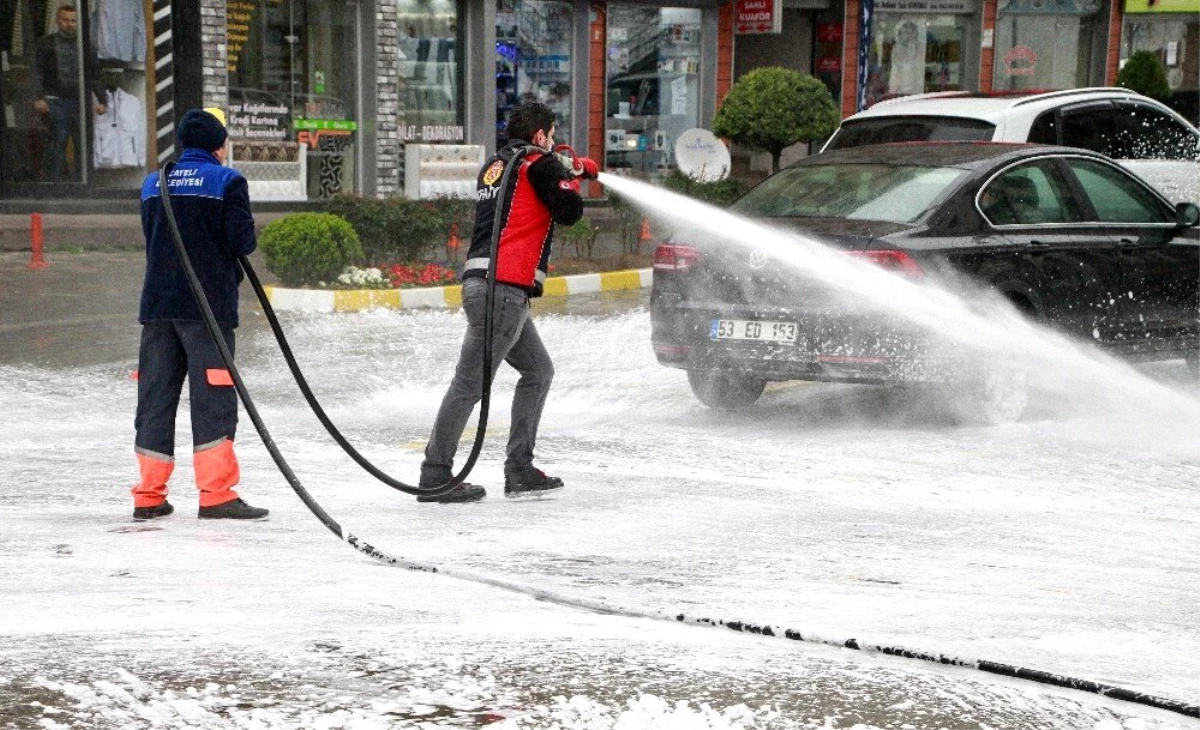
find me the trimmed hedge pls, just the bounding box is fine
[323,195,445,265]
[259,213,362,287]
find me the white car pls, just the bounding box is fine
[822,88,1200,204]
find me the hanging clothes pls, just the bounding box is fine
[92,0,145,63]
[94,86,145,167]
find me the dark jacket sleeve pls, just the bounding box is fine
[85,42,107,106]
[223,175,257,256]
[526,154,583,226]
[32,36,51,98]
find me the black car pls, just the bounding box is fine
[650,142,1200,420]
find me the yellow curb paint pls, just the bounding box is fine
[598,270,642,291]
[443,284,463,308]
[334,289,401,312]
[542,277,569,297]
[263,285,275,303]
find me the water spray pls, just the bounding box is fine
[156,167,1199,719]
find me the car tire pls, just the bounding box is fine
[956,364,1029,425]
[686,369,766,410]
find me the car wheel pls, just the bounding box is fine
[960,365,1029,425]
[686,369,766,410]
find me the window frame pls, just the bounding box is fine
[975,153,1179,229]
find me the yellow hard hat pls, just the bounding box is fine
[203,107,227,127]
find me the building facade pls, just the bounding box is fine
[0,0,1193,204]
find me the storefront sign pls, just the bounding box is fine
[817,23,844,42]
[228,102,290,141]
[226,0,257,73]
[735,0,783,34]
[817,56,842,74]
[1004,45,1038,76]
[1000,0,1101,14]
[875,0,974,11]
[400,125,466,142]
[294,119,359,132]
[1123,0,1198,11]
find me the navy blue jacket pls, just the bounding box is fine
[139,149,257,327]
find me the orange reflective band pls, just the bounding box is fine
[206,368,234,386]
[132,452,174,507]
[194,439,240,507]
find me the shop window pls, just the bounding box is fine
[398,0,460,144]
[1,0,149,190]
[1122,18,1198,98]
[605,5,701,178]
[227,0,360,199]
[496,0,573,148]
[994,1,1102,92]
[865,13,969,106]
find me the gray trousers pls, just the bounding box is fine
[421,278,554,485]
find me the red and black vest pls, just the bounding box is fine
[463,141,584,297]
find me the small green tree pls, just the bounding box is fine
[712,67,840,174]
[1116,50,1171,102]
[259,213,363,287]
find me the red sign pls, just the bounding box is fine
[735,0,782,34]
[1004,45,1038,77]
[816,23,843,43]
[817,56,841,74]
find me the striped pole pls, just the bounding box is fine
[152,0,176,164]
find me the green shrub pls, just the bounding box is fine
[425,195,476,260]
[259,213,362,287]
[660,171,749,207]
[1116,51,1171,102]
[323,195,445,265]
[558,217,599,257]
[712,66,840,173]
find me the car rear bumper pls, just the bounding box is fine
[651,303,967,385]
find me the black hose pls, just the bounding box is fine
[237,148,529,498]
[156,166,1199,720]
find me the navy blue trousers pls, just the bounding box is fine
[134,320,237,458]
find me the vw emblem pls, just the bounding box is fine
[748,249,768,269]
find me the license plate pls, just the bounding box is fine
[711,319,798,345]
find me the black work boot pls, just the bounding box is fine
[198,498,269,520]
[504,467,564,497]
[416,482,486,504]
[133,501,174,521]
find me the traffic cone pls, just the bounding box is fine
[638,217,652,242]
[28,213,49,270]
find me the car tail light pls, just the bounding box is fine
[848,249,924,279]
[654,243,702,270]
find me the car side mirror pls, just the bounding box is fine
[1176,202,1200,228]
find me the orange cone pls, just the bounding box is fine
[28,213,49,269]
[447,223,461,250]
[639,217,652,242]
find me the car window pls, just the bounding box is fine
[980,160,1084,226]
[824,117,996,150]
[730,163,967,223]
[1065,158,1172,224]
[1059,103,1200,161]
[1112,103,1200,161]
[1058,105,1119,156]
[1028,111,1058,145]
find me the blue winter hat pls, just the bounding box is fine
[177,108,228,152]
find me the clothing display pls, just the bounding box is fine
[94,86,144,167]
[92,0,145,63]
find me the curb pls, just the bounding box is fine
[263,268,653,313]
